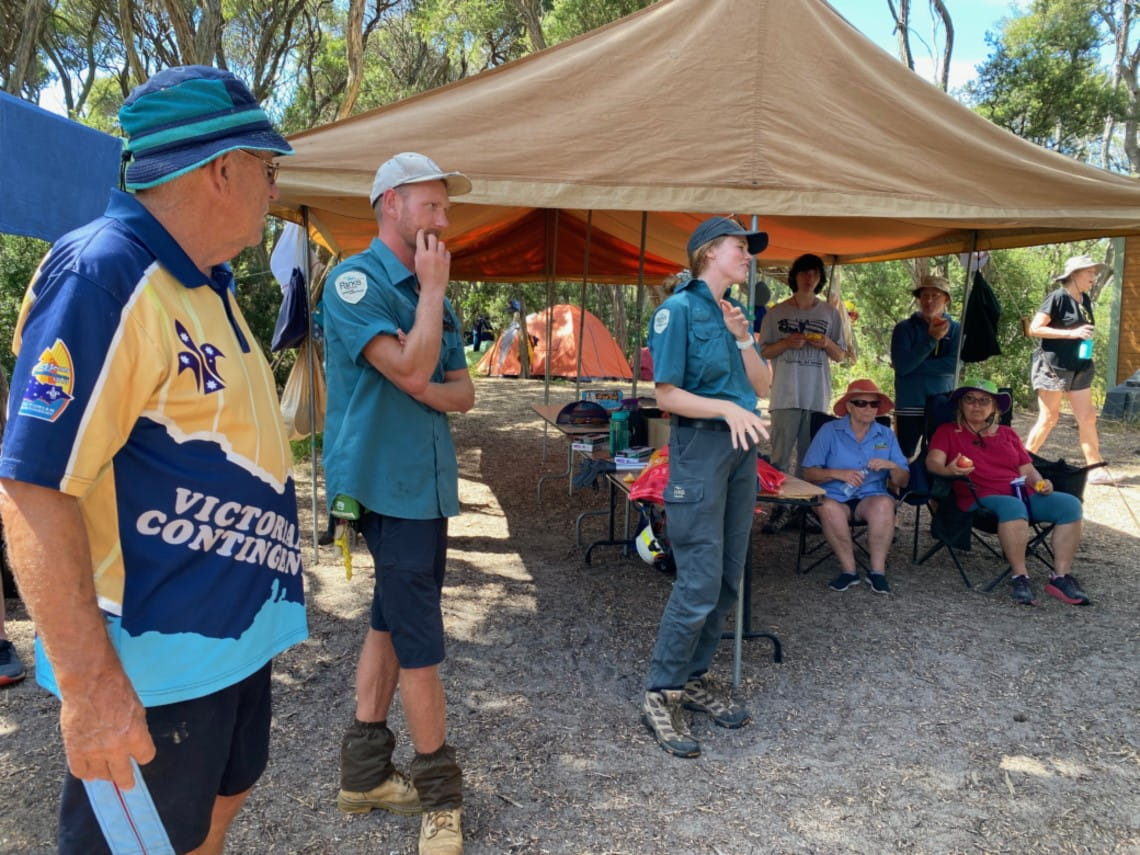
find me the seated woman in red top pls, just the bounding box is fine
[925,378,1089,607]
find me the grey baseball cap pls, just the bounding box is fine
[369,152,472,206]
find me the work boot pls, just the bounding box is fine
[338,770,422,815]
[339,719,418,814]
[640,689,700,757]
[419,808,463,855]
[682,675,751,728]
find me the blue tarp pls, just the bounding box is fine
[0,91,121,242]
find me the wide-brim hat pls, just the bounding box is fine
[370,152,472,205]
[687,216,768,256]
[834,379,894,417]
[949,377,1012,413]
[120,66,293,191]
[912,274,952,300]
[1052,254,1107,282]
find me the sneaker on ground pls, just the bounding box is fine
[1085,467,1114,486]
[867,573,891,595]
[419,808,462,855]
[0,640,26,686]
[1010,575,1036,606]
[761,506,789,534]
[682,676,751,728]
[828,572,861,592]
[640,689,700,758]
[337,770,422,815]
[1044,574,1090,606]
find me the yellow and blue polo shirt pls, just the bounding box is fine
[0,190,307,706]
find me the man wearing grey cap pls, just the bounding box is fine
[0,66,306,853]
[323,152,474,855]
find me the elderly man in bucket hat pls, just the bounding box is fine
[322,152,474,854]
[0,66,307,853]
[1025,254,1113,485]
[802,380,910,594]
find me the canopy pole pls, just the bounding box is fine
[545,209,558,402]
[541,209,559,462]
[302,206,319,566]
[574,211,593,399]
[747,215,759,317]
[632,211,648,398]
[954,231,980,388]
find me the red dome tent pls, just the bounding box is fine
[477,304,632,380]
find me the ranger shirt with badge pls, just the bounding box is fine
[322,237,467,520]
[0,190,308,706]
[648,277,758,414]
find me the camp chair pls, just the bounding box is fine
[796,412,895,575]
[908,389,1012,564]
[912,393,1096,590]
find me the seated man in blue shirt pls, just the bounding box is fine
[802,380,910,594]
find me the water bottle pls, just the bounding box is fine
[839,468,870,498]
[1010,476,1031,516]
[609,410,630,454]
[1077,337,1093,360]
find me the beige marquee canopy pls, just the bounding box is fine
[273,0,1140,282]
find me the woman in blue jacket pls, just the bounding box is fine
[891,274,960,459]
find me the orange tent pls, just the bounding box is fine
[477,304,632,380]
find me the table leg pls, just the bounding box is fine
[536,443,573,504]
[585,476,633,564]
[725,532,783,687]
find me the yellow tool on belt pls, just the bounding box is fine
[330,494,361,581]
[334,522,353,580]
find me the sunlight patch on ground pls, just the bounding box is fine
[445,582,537,642]
[464,691,529,712]
[1000,754,1051,776]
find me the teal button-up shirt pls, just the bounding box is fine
[322,238,467,519]
[648,277,758,414]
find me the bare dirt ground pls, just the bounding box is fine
[2,376,1139,855]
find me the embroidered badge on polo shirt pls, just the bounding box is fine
[335,271,367,304]
[654,308,670,334]
[19,339,74,422]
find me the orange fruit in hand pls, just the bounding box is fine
[955,455,973,468]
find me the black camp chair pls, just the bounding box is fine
[796,412,896,575]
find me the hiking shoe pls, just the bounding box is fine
[337,770,422,815]
[419,808,462,855]
[1045,574,1090,606]
[828,572,861,592]
[0,640,25,686]
[798,510,823,534]
[867,573,891,595]
[640,689,700,758]
[1010,575,1037,606]
[682,676,751,729]
[761,506,789,534]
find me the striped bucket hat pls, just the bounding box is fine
[119,65,292,191]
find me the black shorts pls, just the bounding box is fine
[59,661,273,854]
[359,512,449,669]
[1032,351,1093,392]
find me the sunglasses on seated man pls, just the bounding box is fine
[848,399,879,409]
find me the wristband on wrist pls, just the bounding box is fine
[735,336,753,351]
